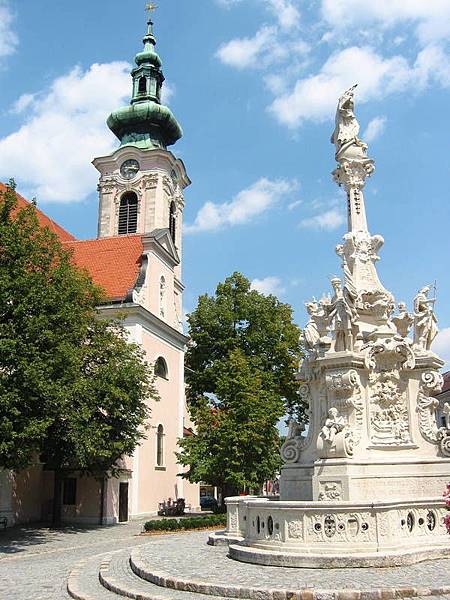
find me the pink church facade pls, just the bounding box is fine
[0,13,200,526]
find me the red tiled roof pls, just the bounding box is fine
[65,235,144,301]
[0,183,76,242]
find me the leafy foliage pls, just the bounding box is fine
[178,272,303,494]
[0,181,155,481]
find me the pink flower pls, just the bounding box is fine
[444,513,450,535]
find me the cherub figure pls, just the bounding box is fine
[392,301,413,339]
[321,407,345,445]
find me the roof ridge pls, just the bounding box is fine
[64,233,143,245]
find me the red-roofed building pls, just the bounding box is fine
[1,15,200,527]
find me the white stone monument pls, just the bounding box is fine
[211,87,450,567]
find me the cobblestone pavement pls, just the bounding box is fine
[1,526,450,600]
[137,531,450,592]
[0,519,150,600]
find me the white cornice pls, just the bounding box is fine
[98,303,189,350]
[92,146,191,189]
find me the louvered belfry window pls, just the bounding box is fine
[118,192,138,235]
[169,201,176,243]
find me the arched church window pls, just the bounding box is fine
[159,275,166,319]
[169,201,176,244]
[155,356,168,379]
[156,424,164,466]
[138,76,147,94]
[118,192,138,235]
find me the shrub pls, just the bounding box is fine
[143,513,226,533]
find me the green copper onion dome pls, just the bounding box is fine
[107,16,182,150]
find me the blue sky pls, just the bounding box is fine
[1,0,450,364]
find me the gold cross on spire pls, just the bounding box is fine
[145,3,158,13]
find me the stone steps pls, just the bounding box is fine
[66,532,450,600]
[67,549,229,600]
[67,552,124,600]
[100,550,229,600]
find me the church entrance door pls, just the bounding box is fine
[119,482,129,522]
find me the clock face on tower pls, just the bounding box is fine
[120,159,140,180]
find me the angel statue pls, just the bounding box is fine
[331,85,368,161]
[302,299,331,350]
[413,286,438,351]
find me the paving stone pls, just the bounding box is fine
[133,531,450,596]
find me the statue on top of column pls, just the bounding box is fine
[331,84,368,162]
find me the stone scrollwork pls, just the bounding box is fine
[365,336,415,372]
[141,173,159,190]
[333,159,374,190]
[416,371,443,444]
[281,385,313,464]
[326,369,359,395]
[287,520,303,539]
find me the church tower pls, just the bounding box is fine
[93,11,190,279]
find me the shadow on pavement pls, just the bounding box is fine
[0,521,130,556]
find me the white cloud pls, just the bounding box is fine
[320,0,450,45]
[363,115,387,143]
[216,26,281,69]
[251,276,285,296]
[0,62,131,203]
[269,45,450,128]
[185,177,297,234]
[10,93,35,114]
[267,0,300,30]
[215,0,300,29]
[216,0,243,6]
[269,46,412,128]
[288,199,302,210]
[300,208,345,231]
[433,327,450,367]
[0,1,18,61]
[161,81,175,105]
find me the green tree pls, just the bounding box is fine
[179,349,284,496]
[0,182,155,523]
[178,272,303,500]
